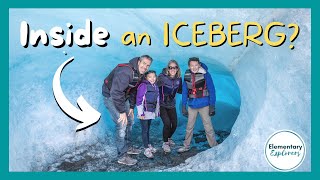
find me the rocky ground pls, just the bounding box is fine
[44,122,229,172]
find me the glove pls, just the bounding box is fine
[209,105,215,116]
[182,105,188,117]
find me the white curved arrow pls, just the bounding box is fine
[53,56,101,131]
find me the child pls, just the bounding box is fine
[136,70,160,159]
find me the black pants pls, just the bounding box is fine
[160,106,178,142]
[140,119,152,148]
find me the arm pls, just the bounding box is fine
[128,86,138,119]
[157,74,165,87]
[129,86,138,109]
[177,78,182,94]
[155,95,160,117]
[136,83,147,117]
[181,80,189,117]
[206,72,216,106]
[182,80,188,106]
[110,67,132,113]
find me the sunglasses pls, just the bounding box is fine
[168,66,178,70]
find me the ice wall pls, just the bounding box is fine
[168,9,311,171]
[9,9,310,171]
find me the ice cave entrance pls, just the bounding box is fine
[92,57,242,171]
[104,56,241,150]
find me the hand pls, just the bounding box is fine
[118,113,128,126]
[138,115,145,120]
[182,105,188,117]
[128,108,134,119]
[209,105,215,116]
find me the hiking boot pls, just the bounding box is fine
[117,155,137,166]
[148,144,157,153]
[177,146,190,153]
[127,147,142,155]
[168,138,175,146]
[162,142,171,153]
[144,148,154,158]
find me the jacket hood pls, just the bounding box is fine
[141,79,157,86]
[160,67,179,79]
[186,62,208,74]
[141,79,150,84]
[128,57,140,71]
[161,68,167,74]
[197,62,208,74]
[200,62,208,71]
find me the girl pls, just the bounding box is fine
[157,60,182,153]
[136,70,160,158]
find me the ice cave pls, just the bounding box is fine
[9,9,310,171]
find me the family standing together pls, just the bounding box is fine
[102,55,218,166]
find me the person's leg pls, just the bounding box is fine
[125,100,134,148]
[142,119,154,158]
[104,97,127,157]
[167,107,178,139]
[183,107,198,148]
[125,100,141,155]
[160,106,171,142]
[147,119,157,153]
[147,119,152,145]
[140,119,149,148]
[198,106,218,147]
[160,107,172,152]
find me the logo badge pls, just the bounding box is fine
[265,130,306,171]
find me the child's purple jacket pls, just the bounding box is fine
[136,80,160,120]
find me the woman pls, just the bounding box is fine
[157,60,182,153]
